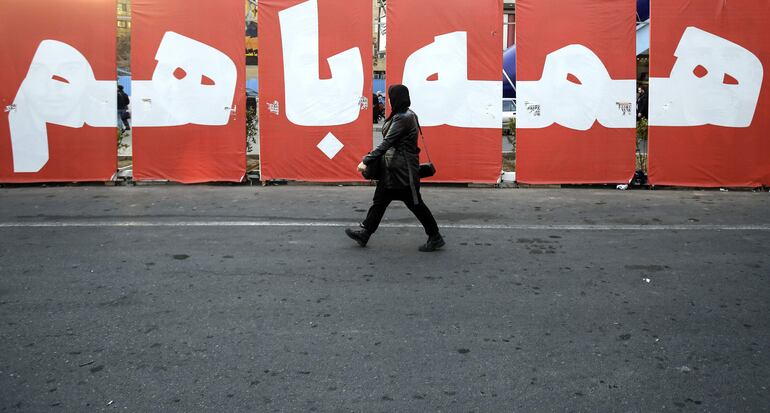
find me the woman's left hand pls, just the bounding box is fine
[357,162,367,172]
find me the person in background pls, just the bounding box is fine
[637,86,648,120]
[117,85,131,131]
[346,84,444,252]
[372,92,383,123]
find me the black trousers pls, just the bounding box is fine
[361,184,439,236]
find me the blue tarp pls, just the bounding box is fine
[503,46,516,99]
[246,78,259,92]
[373,79,386,95]
[637,0,650,22]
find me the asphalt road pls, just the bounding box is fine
[0,186,768,412]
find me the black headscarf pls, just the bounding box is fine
[385,84,411,122]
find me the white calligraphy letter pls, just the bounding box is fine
[279,0,363,126]
[517,44,636,131]
[402,32,500,128]
[650,27,763,128]
[8,40,114,173]
[132,32,237,127]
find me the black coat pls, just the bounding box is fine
[363,109,421,193]
[637,92,648,119]
[117,91,130,110]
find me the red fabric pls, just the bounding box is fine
[386,0,502,184]
[259,0,372,182]
[648,0,770,187]
[516,0,636,184]
[0,1,116,183]
[131,0,245,183]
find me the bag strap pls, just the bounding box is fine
[415,115,432,163]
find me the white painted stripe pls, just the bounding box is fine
[503,69,516,92]
[0,221,769,231]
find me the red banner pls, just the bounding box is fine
[131,0,245,183]
[516,0,637,184]
[259,0,372,182]
[0,0,116,183]
[648,0,770,187]
[386,0,502,183]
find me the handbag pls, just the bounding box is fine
[361,120,391,180]
[362,116,436,180]
[415,119,436,178]
[419,162,436,178]
[362,147,400,180]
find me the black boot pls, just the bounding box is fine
[419,233,445,252]
[345,228,371,247]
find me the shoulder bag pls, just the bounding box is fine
[415,118,436,178]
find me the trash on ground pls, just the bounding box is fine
[501,172,516,183]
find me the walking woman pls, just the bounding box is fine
[345,84,445,252]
